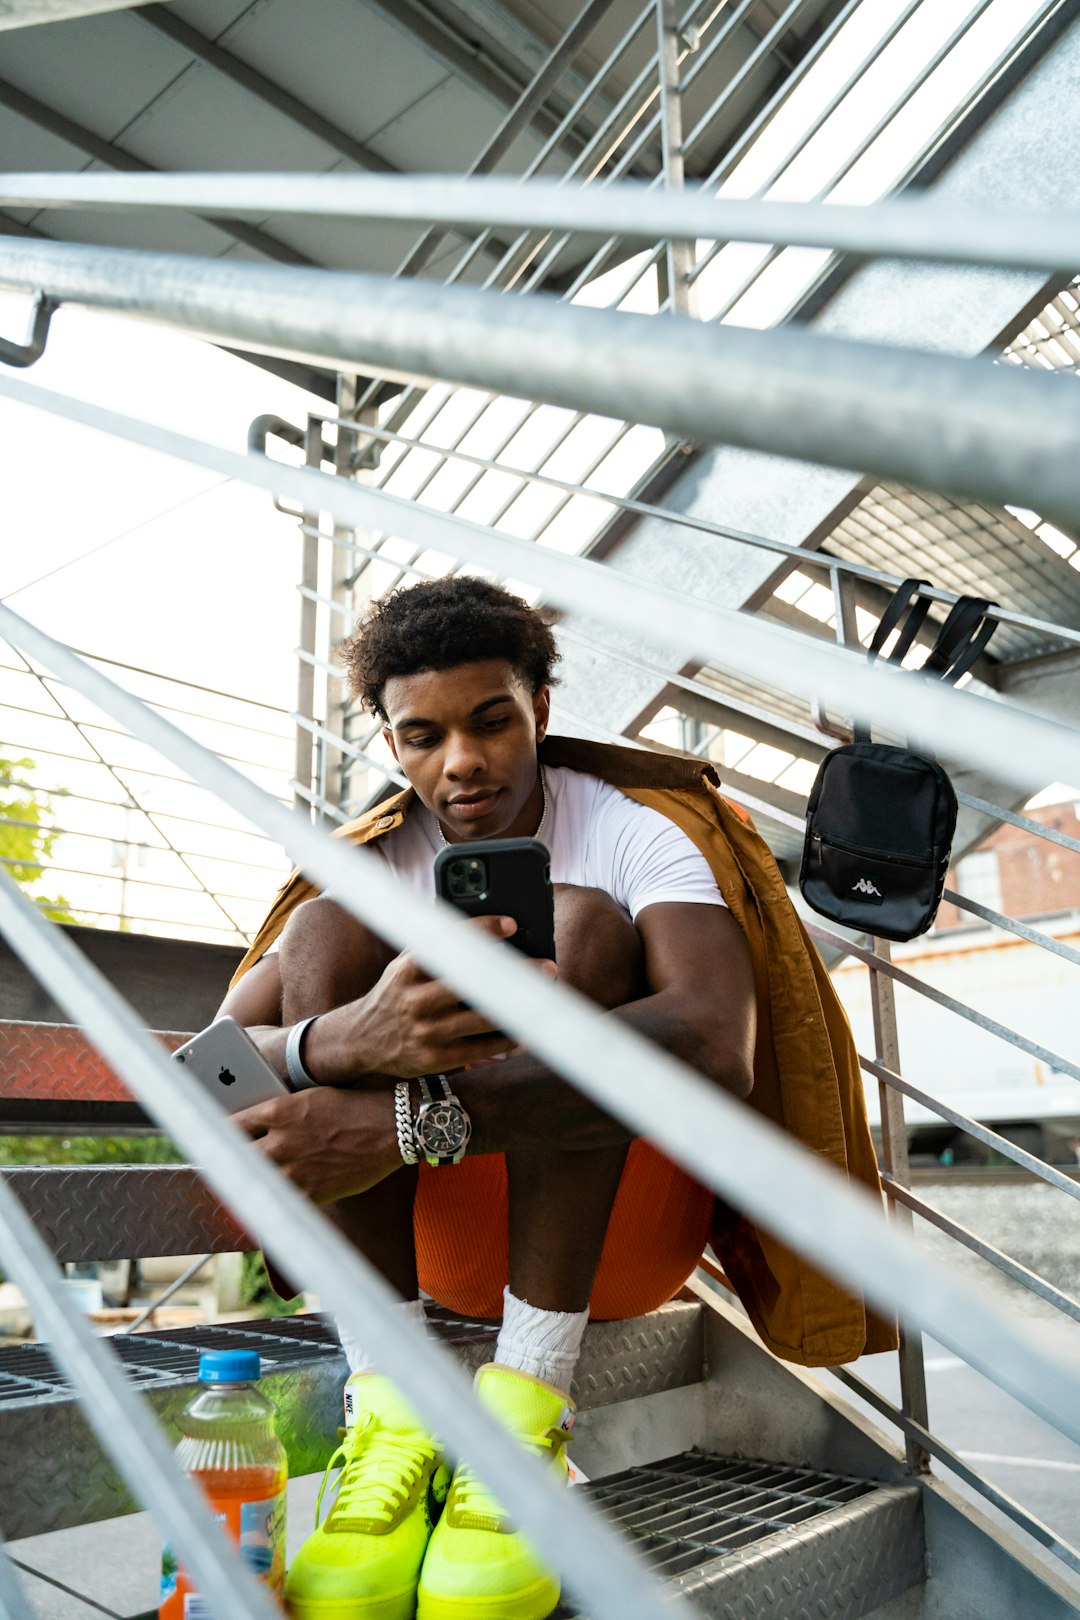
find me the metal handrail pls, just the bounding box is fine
[861,1058,1080,1206]
[827,1364,1080,1578]
[6,174,1080,278]
[3,377,1079,804]
[310,413,1080,653]
[807,922,1080,1085]
[4,244,1080,538]
[882,1175,1080,1327]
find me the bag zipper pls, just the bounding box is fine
[811,831,940,869]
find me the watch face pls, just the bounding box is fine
[417,1101,470,1156]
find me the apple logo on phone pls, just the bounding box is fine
[218,1067,237,1087]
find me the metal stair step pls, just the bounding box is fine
[0,1298,705,1541]
[555,1451,923,1619]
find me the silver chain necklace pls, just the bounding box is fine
[437,767,548,847]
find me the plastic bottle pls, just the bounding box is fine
[160,1349,287,1618]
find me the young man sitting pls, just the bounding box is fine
[221,576,890,1620]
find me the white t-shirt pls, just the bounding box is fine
[374,766,726,923]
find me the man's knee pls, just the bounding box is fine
[552,884,644,1009]
[278,895,393,1017]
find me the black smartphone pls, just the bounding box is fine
[434,836,556,962]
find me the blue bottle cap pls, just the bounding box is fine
[198,1350,260,1384]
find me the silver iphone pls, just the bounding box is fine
[172,1016,292,1114]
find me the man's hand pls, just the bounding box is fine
[234,1086,403,1204]
[334,913,551,1079]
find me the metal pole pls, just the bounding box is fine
[293,417,324,814]
[655,0,694,318]
[5,239,1080,536]
[6,372,1080,801]
[6,173,1080,277]
[869,936,931,1474]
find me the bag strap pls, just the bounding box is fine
[855,578,931,743]
[923,595,998,685]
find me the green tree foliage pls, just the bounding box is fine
[0,754,74,922]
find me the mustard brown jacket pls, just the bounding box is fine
[233,736,898,1367]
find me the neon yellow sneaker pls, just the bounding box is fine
[285,1373,449,1620]
[416,1364,574,1620]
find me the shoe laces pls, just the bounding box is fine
[451,1426,568,1528]
[317,1413,437,1529]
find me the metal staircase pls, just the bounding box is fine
[3,3,1080,1618]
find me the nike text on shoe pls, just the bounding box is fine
[285,1373,449,1620]
[416,1363,574,1620]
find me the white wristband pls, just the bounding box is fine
[285,1015,321,1090]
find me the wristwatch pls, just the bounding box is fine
[413,1075,472,1167]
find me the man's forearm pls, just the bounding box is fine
[244,1017,393,1090]
[455,997,728,1154]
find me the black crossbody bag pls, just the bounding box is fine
[799,579,998,943]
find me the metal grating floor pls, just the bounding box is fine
[0,1315,344,1404]
[553,1452,878,1613]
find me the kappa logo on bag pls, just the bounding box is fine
[799,580,997,943]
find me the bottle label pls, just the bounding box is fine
[160,1491,285,1616]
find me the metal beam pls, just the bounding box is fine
[368,0,616,158]
[137,6,397,176]
[0,0,170,25]
[0,76,314,267]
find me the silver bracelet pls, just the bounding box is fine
[285,1015,321,1090]
[394,1081,418,1166]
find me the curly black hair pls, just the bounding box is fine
[342,575,561,718]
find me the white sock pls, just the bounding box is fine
[494,1286,588,1395]
[337,1296,428,1394]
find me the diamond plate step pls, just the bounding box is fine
[554,1452,924,1620]
[0,1298,704,1540]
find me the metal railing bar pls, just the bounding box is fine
[388,0,634,283]
[805,922,1080,1084]
[324,413,1080,649]
[294,643,344,677]
[692,0,889,187]
[10,170,1080,279]
[827,1365,1080,1578]
[757,0,1068,331]
[0,853,276,908]
[290,778,350,824]
[7,381,1080,805]
[688,0,997,319]
[860,1056,1080,1207]
[16,668,251,942]
[0,814,287,875]
[0,772,285,842]
[940,889,1080,966]
[0,1145,282,1620]
[292,712,406,783]
[688,0,928,285]
[515,0,759,298]
[386,0,660,305]
[7,247,1080,544]
[957,792,1080,858]
[0,697,295,783]
[121,1251,215,1336]
[62,645,293,719]
[882,1174,1080,1327]
[23,897,248,935]
[7,614,1080,1459]
[0,873,691,1620]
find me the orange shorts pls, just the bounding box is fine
[414,1140,713,1321]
